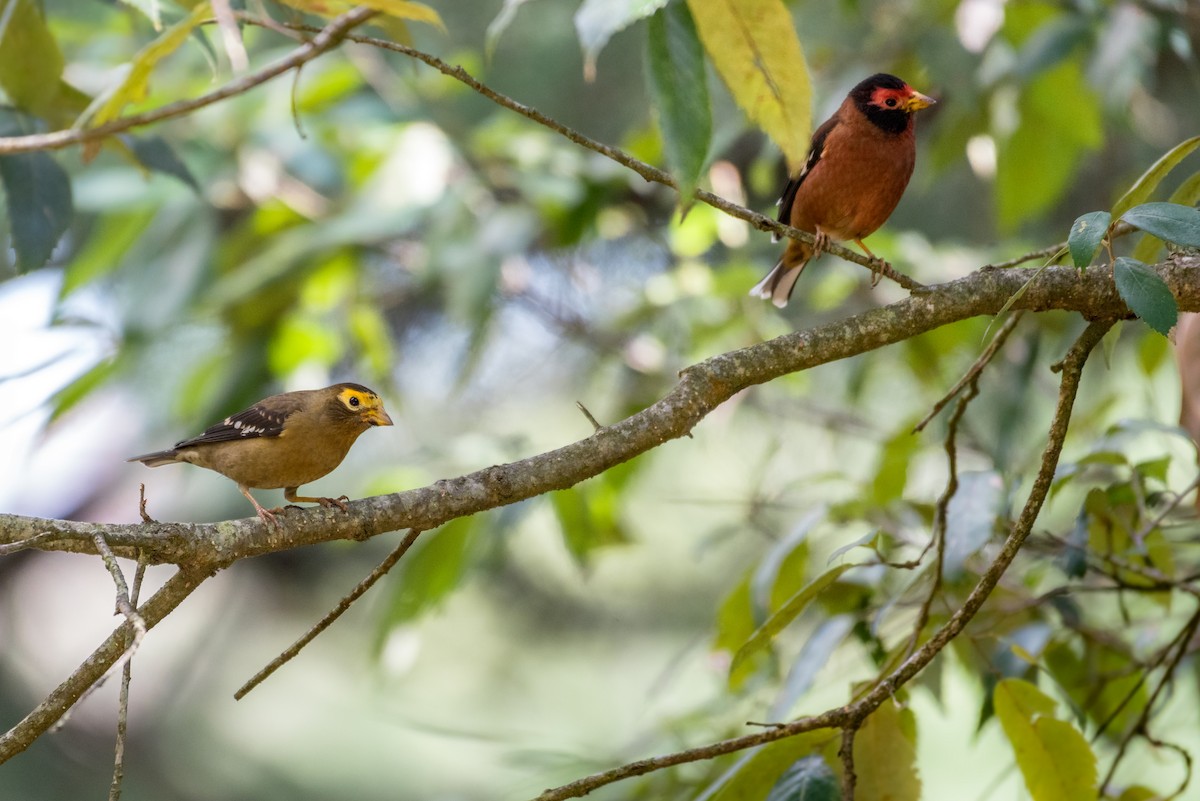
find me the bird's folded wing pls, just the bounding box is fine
[774,116,838,240]
[173,398,303,447]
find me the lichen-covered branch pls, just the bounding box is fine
[0,259,1193,570]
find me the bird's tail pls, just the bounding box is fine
[127,450,180,467]
[749,241,813,308]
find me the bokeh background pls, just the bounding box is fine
[3,1,1200,798]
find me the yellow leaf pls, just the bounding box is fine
[685,0,810,171]
[276,0,445,31]
[994,678,1098,801]
[1010,643,1040,666]
[82,3,212,131]
[358,0,445,31]
[854,700,921,801]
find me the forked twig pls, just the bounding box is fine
[235,529,422,699]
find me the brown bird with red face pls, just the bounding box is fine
[751,73,935,307]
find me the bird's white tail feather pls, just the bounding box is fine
[749,261,807,308]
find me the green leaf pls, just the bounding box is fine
[1056,508,1088,579]
[770,615,854,718]
[61,208,157,295]
[645,2,710,210]
[871,422,920,505]
[1116,786,1166,801]
[686,0,811,171]
[1067,211,1111,269]
[0,111,73,271]
[1112,135,1200,218]
[996,61,1102,230]
[125,135,199,190]
[994,678,1098,801]
[549,473,633,567]
[1113,256,1178,337]
[751,507,821,619]
[713,571,756,683]
[855,701,922,801]
[0,0,64,116]
[384,520,477,624]
[1014,16,1089,78]
[575,0,669,79]
[765,754,840,801]
[1120,202,1200,249]
[1136,455,1171,484]
[697,732,839,801]
[1045,644,1147,742]
[730,563,854,682]
[943,471,1003,579]
[50,355,122,421]
[1130,170,1200,264]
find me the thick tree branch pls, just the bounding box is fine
[1,258,1194,569]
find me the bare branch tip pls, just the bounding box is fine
[575,401,603,432]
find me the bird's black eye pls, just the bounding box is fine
[349,396,361,407]
[885,98,898,108]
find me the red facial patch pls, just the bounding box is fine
[870,86,912,109]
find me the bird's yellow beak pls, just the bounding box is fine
[905,91,936,112]
[367,408,394,426]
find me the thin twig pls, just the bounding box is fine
[1143,731,1194,801]
[1101,606,1200,790]
[530,320,1113,801]
[0,531,60,556]
[1090,612,1195,744]
[984,243,1068,270]
[984,223,1137,270]
[575,402,603,432]
[914,311,1024,433]
[839,725,859,801]
[1083,540,1200,600]
[61,537,149,737]
[138,484,154,524]
[109,555,146,801]
[0,7,377,155]
[905,373,982,657]
[1134,474,1200,541]
[235,529,422,700]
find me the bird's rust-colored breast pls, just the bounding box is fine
[788,105,917,242]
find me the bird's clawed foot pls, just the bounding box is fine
[812,231,830,258]
[868,259,892,287]
[317,495,351,512]
[283,488,350,512]
[257,506,282,529]
[852,237,891,287]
